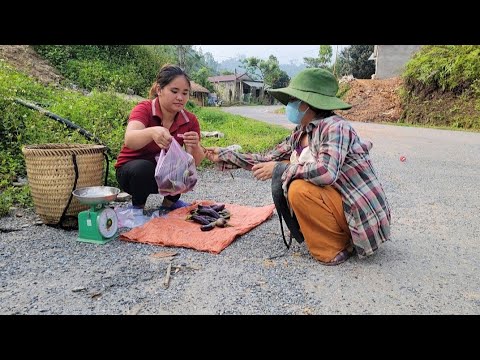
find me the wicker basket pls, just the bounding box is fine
[22,143,107,225]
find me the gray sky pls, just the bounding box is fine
[195,45,347,64]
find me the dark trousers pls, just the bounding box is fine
[116,159,180,207]
[271,162,304,245]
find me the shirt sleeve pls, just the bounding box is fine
[217,134,294,171]
[128,101,151,127]
[281,121,351,195]
[189,114,201,139]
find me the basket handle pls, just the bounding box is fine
[56,150,108,229]
[56,153,80,228]
[103,152,109,186]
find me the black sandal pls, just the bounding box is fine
[318,249,352,266]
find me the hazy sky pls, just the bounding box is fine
[195,45,346,64]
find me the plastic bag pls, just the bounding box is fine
[155,138,198,196]
[114,206,164,229]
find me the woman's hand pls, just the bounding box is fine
[180,132,204,166]
[181,131,200,149]
[151,126,172,149]
[252,161,276,181]
[204,147,220,162]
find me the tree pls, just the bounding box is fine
[203,52,219,73]
[192,66,215,92]
[240,55,290,88]
[336,45,375,79]
[304,45,333,69]
[272,71,290,88]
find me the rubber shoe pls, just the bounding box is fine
[157,199,191,214]
[169,199,191,210]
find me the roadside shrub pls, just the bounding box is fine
[404,45,480,95]
[32,45,176,96]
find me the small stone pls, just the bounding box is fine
[72,287,87,293]
[17,177,28,185]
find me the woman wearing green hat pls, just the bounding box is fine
[205,68,391,265]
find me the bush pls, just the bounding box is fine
[0,61,136,216]
[404,45,480,95]
[400,45,480,130]
[32,45,176,96]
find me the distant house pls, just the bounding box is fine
[208,72,271,105]
[190,81,210,107]
[369,45,422,79]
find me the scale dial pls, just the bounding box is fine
[97,208,118,238]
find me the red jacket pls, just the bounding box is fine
[115,98,200,168]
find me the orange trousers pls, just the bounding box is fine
[288,180,352,263]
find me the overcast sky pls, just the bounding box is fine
[195,45,347,64]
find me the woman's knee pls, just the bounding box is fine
[288,180,309,204]
[130,159,155,178]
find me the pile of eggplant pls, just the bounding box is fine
[186,203,231,231]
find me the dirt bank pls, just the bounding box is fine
[337,77,403,123]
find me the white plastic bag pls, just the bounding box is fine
[155,138,197,196]
[114,206,164,229]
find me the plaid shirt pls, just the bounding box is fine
[216,115,391,257]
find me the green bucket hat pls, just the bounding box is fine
[268,68,352,110]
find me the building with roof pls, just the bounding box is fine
[190,81,210,106]
[208,71,272,105]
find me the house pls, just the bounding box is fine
[369,45,422,79]
[190,81,210,107]
[208,72,270,105]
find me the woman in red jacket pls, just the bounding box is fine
[115,64,204,212]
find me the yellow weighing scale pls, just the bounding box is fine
[72,186,120,245]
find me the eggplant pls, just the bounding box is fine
[189,214,211,225]
[197,207,221,219]
[211,203,225,212]
[200,222,216,231]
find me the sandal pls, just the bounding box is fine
[318,249,353,266]
[157,200,192,215]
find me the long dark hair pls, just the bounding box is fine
[148,64,191,99]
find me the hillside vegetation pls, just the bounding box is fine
[32,45,177,96]
[401,45,480,129]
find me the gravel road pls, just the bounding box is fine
[1,106,479,315]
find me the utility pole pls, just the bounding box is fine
[333,45,339,77]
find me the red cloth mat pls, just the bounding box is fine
[119,201,276,254]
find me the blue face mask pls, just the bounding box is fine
[286,100,309,124]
